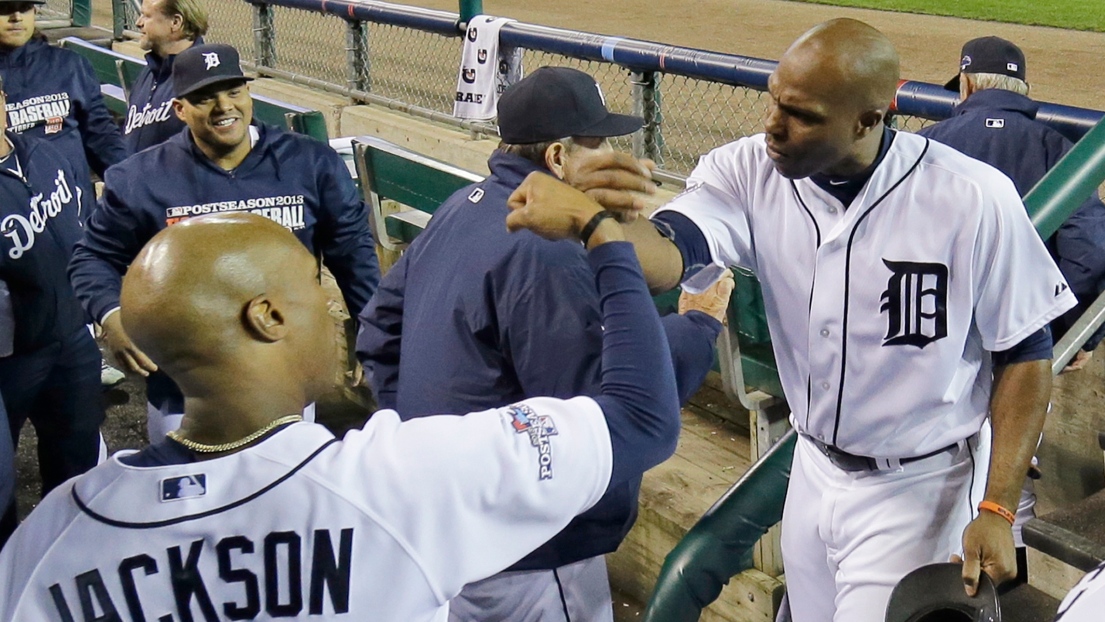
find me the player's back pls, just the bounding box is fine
[0,401,614,621]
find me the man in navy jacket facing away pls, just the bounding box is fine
[0,73,103,548]
[124,0,208,154]
[70,44,380,440]
[357,66,727,621]
[918,36,1105,370]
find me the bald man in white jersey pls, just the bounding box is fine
[605,18,1072,622]
[0,193,717,621]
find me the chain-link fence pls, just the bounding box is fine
[113,0,951,180]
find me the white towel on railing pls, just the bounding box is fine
[453,15,523,121]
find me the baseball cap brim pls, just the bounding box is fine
[177,75,254,99]
[573,111,644,138]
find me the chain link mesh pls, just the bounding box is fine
[357,23,459,112]
[196,0,254,58]
[39,0,72,23]
[176,1,949,180]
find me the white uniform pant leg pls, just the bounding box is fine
[146,402,317,441]
[447,556,613,622]
[783,435,982,622]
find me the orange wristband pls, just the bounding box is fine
[978,501,1015,526]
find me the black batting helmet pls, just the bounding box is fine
[885,563,1001,622]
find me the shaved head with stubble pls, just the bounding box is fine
[763,18,901,179]
[120,213,336,448]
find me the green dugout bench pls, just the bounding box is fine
[59,36,329,142]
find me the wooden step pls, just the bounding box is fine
[609,374,785,622]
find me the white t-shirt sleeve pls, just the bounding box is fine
[971,171,1077,350]
[653,139,758,293]
[359,396,613,601]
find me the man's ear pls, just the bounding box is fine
[857,109,885,138]
[544,142,568,180]
[170,13,184,35]
[242,295,287,343]
[172,98,186,122]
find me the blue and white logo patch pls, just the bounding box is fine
[505,404,558,480]
[161,474,207,502]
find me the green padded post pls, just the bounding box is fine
[642,430,796,622]
[1027,117,1105,240]
[72,0,92,27]
[458,0,482,24]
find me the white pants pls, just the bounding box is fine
[146,402,317,440]
[781,434,985,622]
[447,555,613,622]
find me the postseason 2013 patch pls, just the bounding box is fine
[505,404,558,481]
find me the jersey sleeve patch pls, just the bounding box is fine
[504,404,558,481]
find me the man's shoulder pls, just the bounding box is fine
[106,135,187,179]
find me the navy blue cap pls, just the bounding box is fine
[944,36,1026,91]
[173,43,253,99]
[497,66,643,144]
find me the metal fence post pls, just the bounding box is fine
[345,19,371,98]
[71,0,92,27]
[111,0,128,39]
[458,0,483,25]
[252,3,277,68]
[631,71,663,165]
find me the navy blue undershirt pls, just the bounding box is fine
[651,128,1050,363]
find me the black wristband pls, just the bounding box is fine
[579,210,615,247]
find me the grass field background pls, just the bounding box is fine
[794,0,1105,32]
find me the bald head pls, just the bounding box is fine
[121,213,334,402]
[783,18,900,112]
[763,19,900,179]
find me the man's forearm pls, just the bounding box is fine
[623,217,684,294]
[986,359,1051,510]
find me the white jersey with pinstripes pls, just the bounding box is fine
[0,398,613,622]
[654,131,1075,458]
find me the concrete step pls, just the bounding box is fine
[42,25,114,47]
[1000,582,1060,622]
[1023,489,1105,601]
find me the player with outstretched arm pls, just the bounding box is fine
[0,175,710,621]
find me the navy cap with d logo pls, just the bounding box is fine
[497,66,643,144]
[172,43,254,99]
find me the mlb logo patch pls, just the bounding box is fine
[468,188,485,203]
[985,118,1005,129]
[161,474,207,502]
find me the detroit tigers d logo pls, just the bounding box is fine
[879,260,948,348]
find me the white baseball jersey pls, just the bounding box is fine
[655,131,1075,457]
[0,397,613,622]
[1056,561,1105,621]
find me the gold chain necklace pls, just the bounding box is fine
[166,415,303,453]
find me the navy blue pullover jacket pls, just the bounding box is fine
[919,89,1105,350]
[0,37,126,184]
[0,131,95,354]
[70,123,380,409]
[122,39,203,154]
[357,151,720,570]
